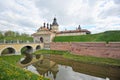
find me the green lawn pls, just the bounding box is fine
[54,31,120,42]
[33,49,69,55]
[0,55,49,80]
[34,50,120,66]
[0,55,22,65]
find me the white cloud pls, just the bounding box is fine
[0,0,120,34]
[0,0,44,34]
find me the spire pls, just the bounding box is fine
[52,17,59,26]
[78,25,81,30]
[47,23,49,29]
[43,22,46,28]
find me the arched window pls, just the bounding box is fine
[40,37,44,43]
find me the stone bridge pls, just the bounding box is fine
[0,43,44,55]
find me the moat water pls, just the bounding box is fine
[24,54,120,80]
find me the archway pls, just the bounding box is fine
[36,45,41,50]
[21,46,33,55]
[1,47,16,55]
[40,37,44,43]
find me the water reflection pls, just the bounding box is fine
[56,65,108,80]
[26,60,108,80]
[33,59,58,79]
[25,54,120,80]
[20,53,33,64]
[25,65,39,75]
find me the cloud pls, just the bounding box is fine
[34,0,120,33]
[0,0,44,34]
[97,0,120,18]
[0,0,120,34]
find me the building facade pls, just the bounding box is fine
[32,18,91,43]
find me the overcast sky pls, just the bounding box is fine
[0,0,120,34]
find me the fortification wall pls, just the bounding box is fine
[50,42,120,59]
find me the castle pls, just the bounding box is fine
[32,17,91,43]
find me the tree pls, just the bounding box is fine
[21,33,29,37]
[15,32,20,37]
[4,31,15,36]
[0,31,4,39]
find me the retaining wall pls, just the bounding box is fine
[50,42,120,59]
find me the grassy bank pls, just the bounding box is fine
[34,50,120,66]
[0,55,22,65]
[33,49,69,55]
[63,53,120,66]
[0,55,49,80]
[54,31,120,42]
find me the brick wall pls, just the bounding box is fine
[50,42,120,59]
[50,42,71,51]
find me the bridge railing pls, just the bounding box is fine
[0,40,41,44]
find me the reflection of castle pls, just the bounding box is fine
[33,59,58,79]
[32,18,91,43]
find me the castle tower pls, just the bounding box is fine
[78,25,81,30]
[51,17,59,32]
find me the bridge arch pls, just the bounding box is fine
[1,47,16,55]
[20,45,33,55]
[36,45,41,50]
[0,43,44,56]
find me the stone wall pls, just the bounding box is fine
[34,34,51,43]
[50,42,120,59]
[50,42,71,51]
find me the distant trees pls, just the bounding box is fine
[0,30,33,43]
[4,31,15,36]
[15,32,20,37]
[0,31,3,38]
[2,31,30,37]
[0,31,2,35]
[21,33,30,37]
[4,31,21,37]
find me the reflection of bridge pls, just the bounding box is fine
[0,43,44,55]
